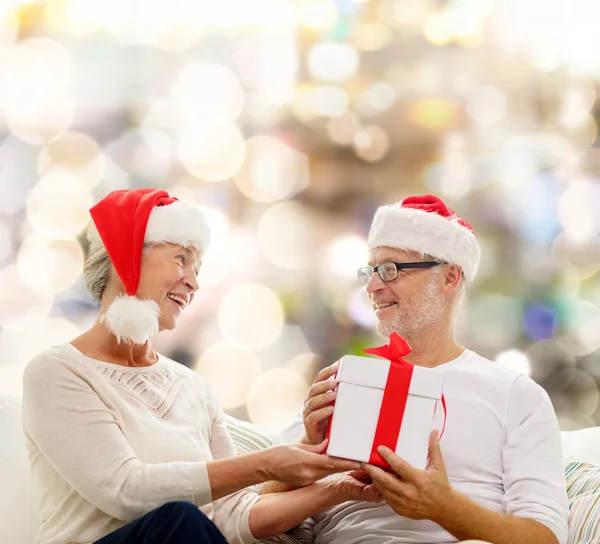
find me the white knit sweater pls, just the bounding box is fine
[22,343,260,544]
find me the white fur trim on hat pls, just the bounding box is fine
[87,200,211,253]
[145,200,210,252]
[101,295,160,344]
[368,205,481,283]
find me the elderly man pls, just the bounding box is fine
[274,195,568,544]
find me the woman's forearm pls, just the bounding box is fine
[248,480,339,540]
[206,450,272,500]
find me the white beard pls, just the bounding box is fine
[376,275,444,340]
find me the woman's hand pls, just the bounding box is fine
[266,439,361,487]
[322,470,383,504]
[302,362,339,445]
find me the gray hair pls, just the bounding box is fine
[83,242,112,303]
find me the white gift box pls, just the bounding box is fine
[326,355,444,470]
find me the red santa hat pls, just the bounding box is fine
[87,188,210,344]
[367,194,481,283]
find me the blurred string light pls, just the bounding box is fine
[523,303,558,342]
[555,300,600,356]
[353,125,389,162]
[307,42,359,82]
[557,82,596,131]
[217,284,284,350]
[257,202,313,270]
[247,368,309,433]
[0,317,80,368]
[387,0,436,36]
[115,0,203,50]
[26,174,93,239]
[0,136,38,217]
[0,6,19,48]
[327,111,361,145]
[233,136,309,202]
[347,288,376,327]
[0,317,80,396]
[104,129,173,183]
[468,294,523,350]
[294,0,339,31]
[45,0,102,35]
[408,98,460,131]
[192,206,235,287]
[293,84,349,120]
[38,132,106,190]
[552,368,600,425]
[17,235,84,295]
[350,21,392,51]
[2,38,74,144]
[195,342,261,409]
[495,349,532,376]
[466,84,507,127]
[177,119,246,181]
[325,235,368,280]
[0,222,11,262]
[426,132,472,200]
[171,63,245,122]
[0,265,53,330]
[357,82,397,117]
[557,179,600,243]
[256,9,298,107]
[423,0,492,47]
[285,352,320,384]
[496,0,600,77]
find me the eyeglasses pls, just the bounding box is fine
[357,261,446,286]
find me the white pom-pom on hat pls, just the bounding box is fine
[101,296,160,345]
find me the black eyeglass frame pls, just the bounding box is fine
[357,261,447,285]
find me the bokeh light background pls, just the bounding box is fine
[1,0,600,433]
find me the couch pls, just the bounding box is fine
[2,394,599,544]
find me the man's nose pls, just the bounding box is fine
[365,270,385,294]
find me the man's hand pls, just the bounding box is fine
[361,430,454,522]
[301,362,339,445]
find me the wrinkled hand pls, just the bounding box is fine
[362,430,454,522]
[323,469,383,504]
[302,362,339,445]
[267,439,361,487]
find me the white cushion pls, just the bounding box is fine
[0,395,40,544]
[561,427,600,465]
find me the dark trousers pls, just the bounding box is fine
[94,501,229,544]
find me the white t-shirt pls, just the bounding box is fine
[22,343,260,544]
[275,349,569,544]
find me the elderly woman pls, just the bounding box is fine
[22,189,379,544]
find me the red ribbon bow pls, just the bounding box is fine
[364,331,412,361]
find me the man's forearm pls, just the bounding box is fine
[435,490,558,544]
[249,481,337,540]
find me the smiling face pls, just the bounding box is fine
[366,246,448,340]
[134,242,201,332]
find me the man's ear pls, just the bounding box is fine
[442,264,462,295]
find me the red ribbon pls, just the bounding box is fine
[364,332,414,468]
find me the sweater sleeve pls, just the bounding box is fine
[202,386,260,544]
[22,356,213,522]
[501,375,569,544]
